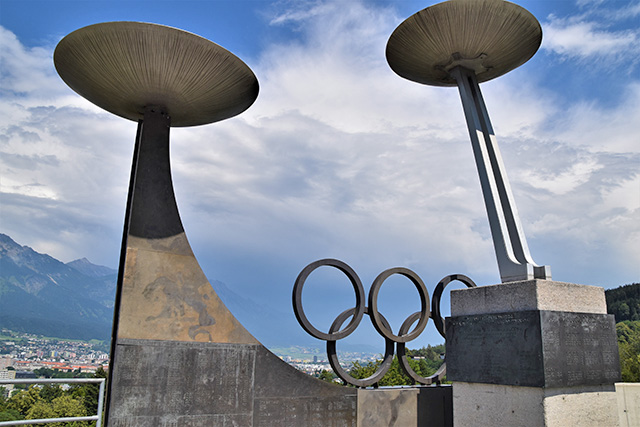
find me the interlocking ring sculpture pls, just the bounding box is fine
[293,258,476,387]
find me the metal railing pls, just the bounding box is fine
[0,378,105,426]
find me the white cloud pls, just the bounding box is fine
[519,157,603,195]
[0,27,65,101]
[550,82,640,154]
[268,0,332,26]
[575,0,605,7]
[578,0,640,21]
[1,0,638,311]
[543,18,638,59]
[541,1,640,71]
[0,25,134,265]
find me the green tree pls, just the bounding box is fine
[87,367,107,415]
[0,387,23,422]
[39,385,63,403]
[619,303,631,320]
[0,408,23,422]
[1,373,104,425]
[406,344,445,373]
[26,394,89,427]
[349,355,441,387]
[34,368,55,378]
[606,283,640,322]
[318,370,337,383]
[24,399,56,423]
[617,320,640,382]
[6,386,41,416]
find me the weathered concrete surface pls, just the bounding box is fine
[446,310,620,387]
[448,280,620,427]
[109,340,256,425]
[356,386,453,427]
[450,279,607,316]
[108,230,358,426]
[106,108,358,426]
[108,340,357,426]
[453,382,544,426]
[118,234,257,344]
[453,382,619,427]
[543,385,619,426]
[253,345,357,426]
[616,383,640,427]
[357,388,418,426]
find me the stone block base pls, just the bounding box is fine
[447,280,621,427]
[358,388,418,427]
[357,386,452,427]
[453,382,619,427]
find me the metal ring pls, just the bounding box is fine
[292,258,366,341]
[397,312,445,385]
[368,267,429,343]
[327,306,395,387]
[293,259,477,388]
[431,274,477,339]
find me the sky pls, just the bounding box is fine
[1,0,639,350]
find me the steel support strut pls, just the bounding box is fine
[450,66,550,282]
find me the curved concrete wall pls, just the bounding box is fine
[105,108,356,426]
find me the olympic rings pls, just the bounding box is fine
[396,312,445,385]
[327,307,395,387]
[430,274,476,339]
[369,267,429,343]
[293,259,365,341]
[292,258,477,388]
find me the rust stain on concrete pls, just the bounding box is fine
[117,234,258,344]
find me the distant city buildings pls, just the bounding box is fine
[0,368,16,396]
[0,330,109,379]
[275,346,382,379]
[1,329,383,386]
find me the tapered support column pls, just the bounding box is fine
[128,106,184,239]
[105,106,259,424]
[450,66,550,283]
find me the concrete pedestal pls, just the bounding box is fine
[445,280,621,427]
[357,386,452,427]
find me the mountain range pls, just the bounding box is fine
[0,234,116,340]
[3,233,633,353]
[0,233,318,348]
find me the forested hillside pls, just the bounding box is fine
[617,320,640,382]
[606,283,640,322]
[594,283,639,382]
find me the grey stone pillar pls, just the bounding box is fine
[445,280,621,426]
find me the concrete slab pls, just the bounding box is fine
[357,388,418,427]
[616,383,640,427]
[450,280,607,316]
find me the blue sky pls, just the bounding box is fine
[1,0,639,349]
